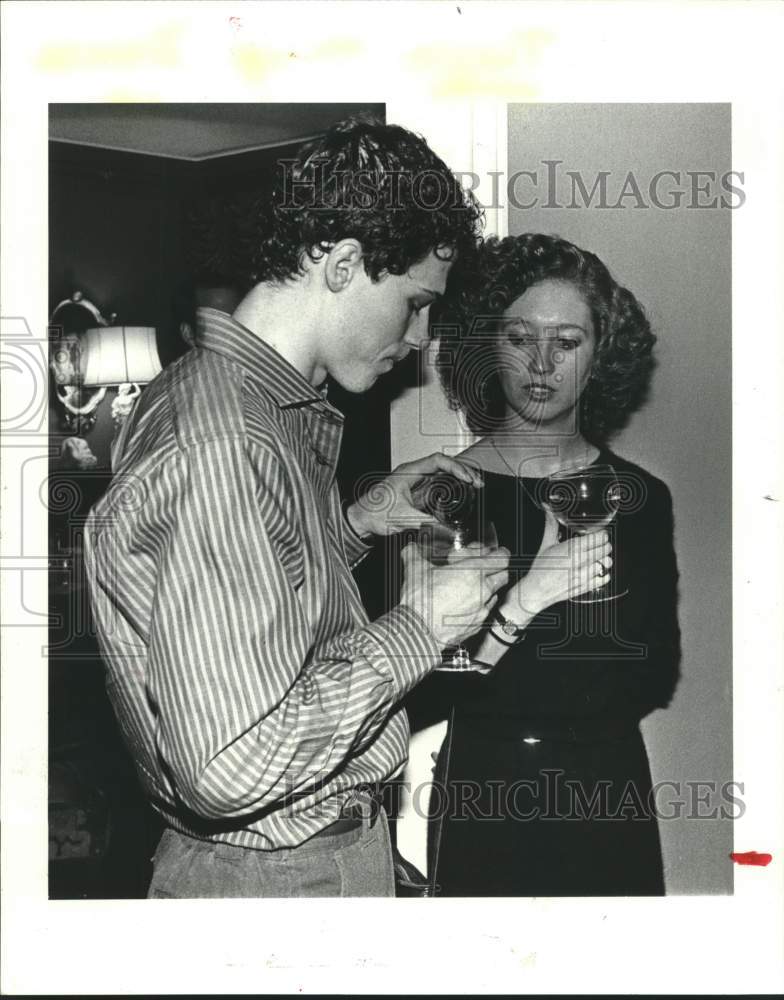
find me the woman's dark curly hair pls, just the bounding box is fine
[240,116,483,286]
[434,233,656,446]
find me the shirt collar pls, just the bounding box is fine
[194,307,327,409]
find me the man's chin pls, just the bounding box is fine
[332,369,380,394]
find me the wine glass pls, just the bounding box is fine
[412,474,499,670]
[541,463,626,603]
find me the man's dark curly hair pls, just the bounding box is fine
[434,233,656,446]
[241,116,483,286]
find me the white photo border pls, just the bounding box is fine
[2,1,782,994]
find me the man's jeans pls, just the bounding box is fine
[147,811,395,898]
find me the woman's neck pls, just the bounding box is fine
[488,431,600,478]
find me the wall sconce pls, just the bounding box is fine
[50,292,161,441]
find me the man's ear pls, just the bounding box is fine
[324,238,364,293]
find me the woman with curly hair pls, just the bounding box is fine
[419,233,681,896]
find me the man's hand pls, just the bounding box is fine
[398,540,510,650]
[345,453,483,539]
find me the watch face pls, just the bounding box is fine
[501,620,518,636]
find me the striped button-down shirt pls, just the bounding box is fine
[84,308,441,849]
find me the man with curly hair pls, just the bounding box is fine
[84,117,509,898]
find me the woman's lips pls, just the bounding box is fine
[525,383,555,401]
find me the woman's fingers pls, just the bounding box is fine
[571,530,611,561]
[580,528,610,548]
[563,533,614,597]
[574,556,613,594]
[557,528,609,554]
[593,556,612,587]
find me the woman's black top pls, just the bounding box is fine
[400,448,681,897]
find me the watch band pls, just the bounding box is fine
[489,607,528,645]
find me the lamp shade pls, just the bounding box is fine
[78,326,161,387]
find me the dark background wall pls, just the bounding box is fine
[50,142,187,465]
[49,138,392,483]
[50,143,187,336]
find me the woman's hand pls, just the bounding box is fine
[345,453,483,539]
[501,508,613,622]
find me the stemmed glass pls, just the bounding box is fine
[541,463,627,603]
[412,474,499,670]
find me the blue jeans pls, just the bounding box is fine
[148,812,394,898]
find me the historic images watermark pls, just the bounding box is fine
[279,159,746,212]
[285,775,746,823]
[0,307,152,653]
[457,162,746,211]
[412,775,746,823]
[1,316,51,636]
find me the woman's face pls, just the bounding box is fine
[495,279,596,433]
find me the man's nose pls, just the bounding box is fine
[404,309,431,349]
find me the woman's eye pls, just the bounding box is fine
[508,333,536,347]
[558,339,578,351]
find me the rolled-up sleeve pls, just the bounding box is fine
[147,436,441,821]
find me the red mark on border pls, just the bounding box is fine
[730,851,773,866]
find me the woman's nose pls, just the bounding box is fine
[527,340,557,375]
